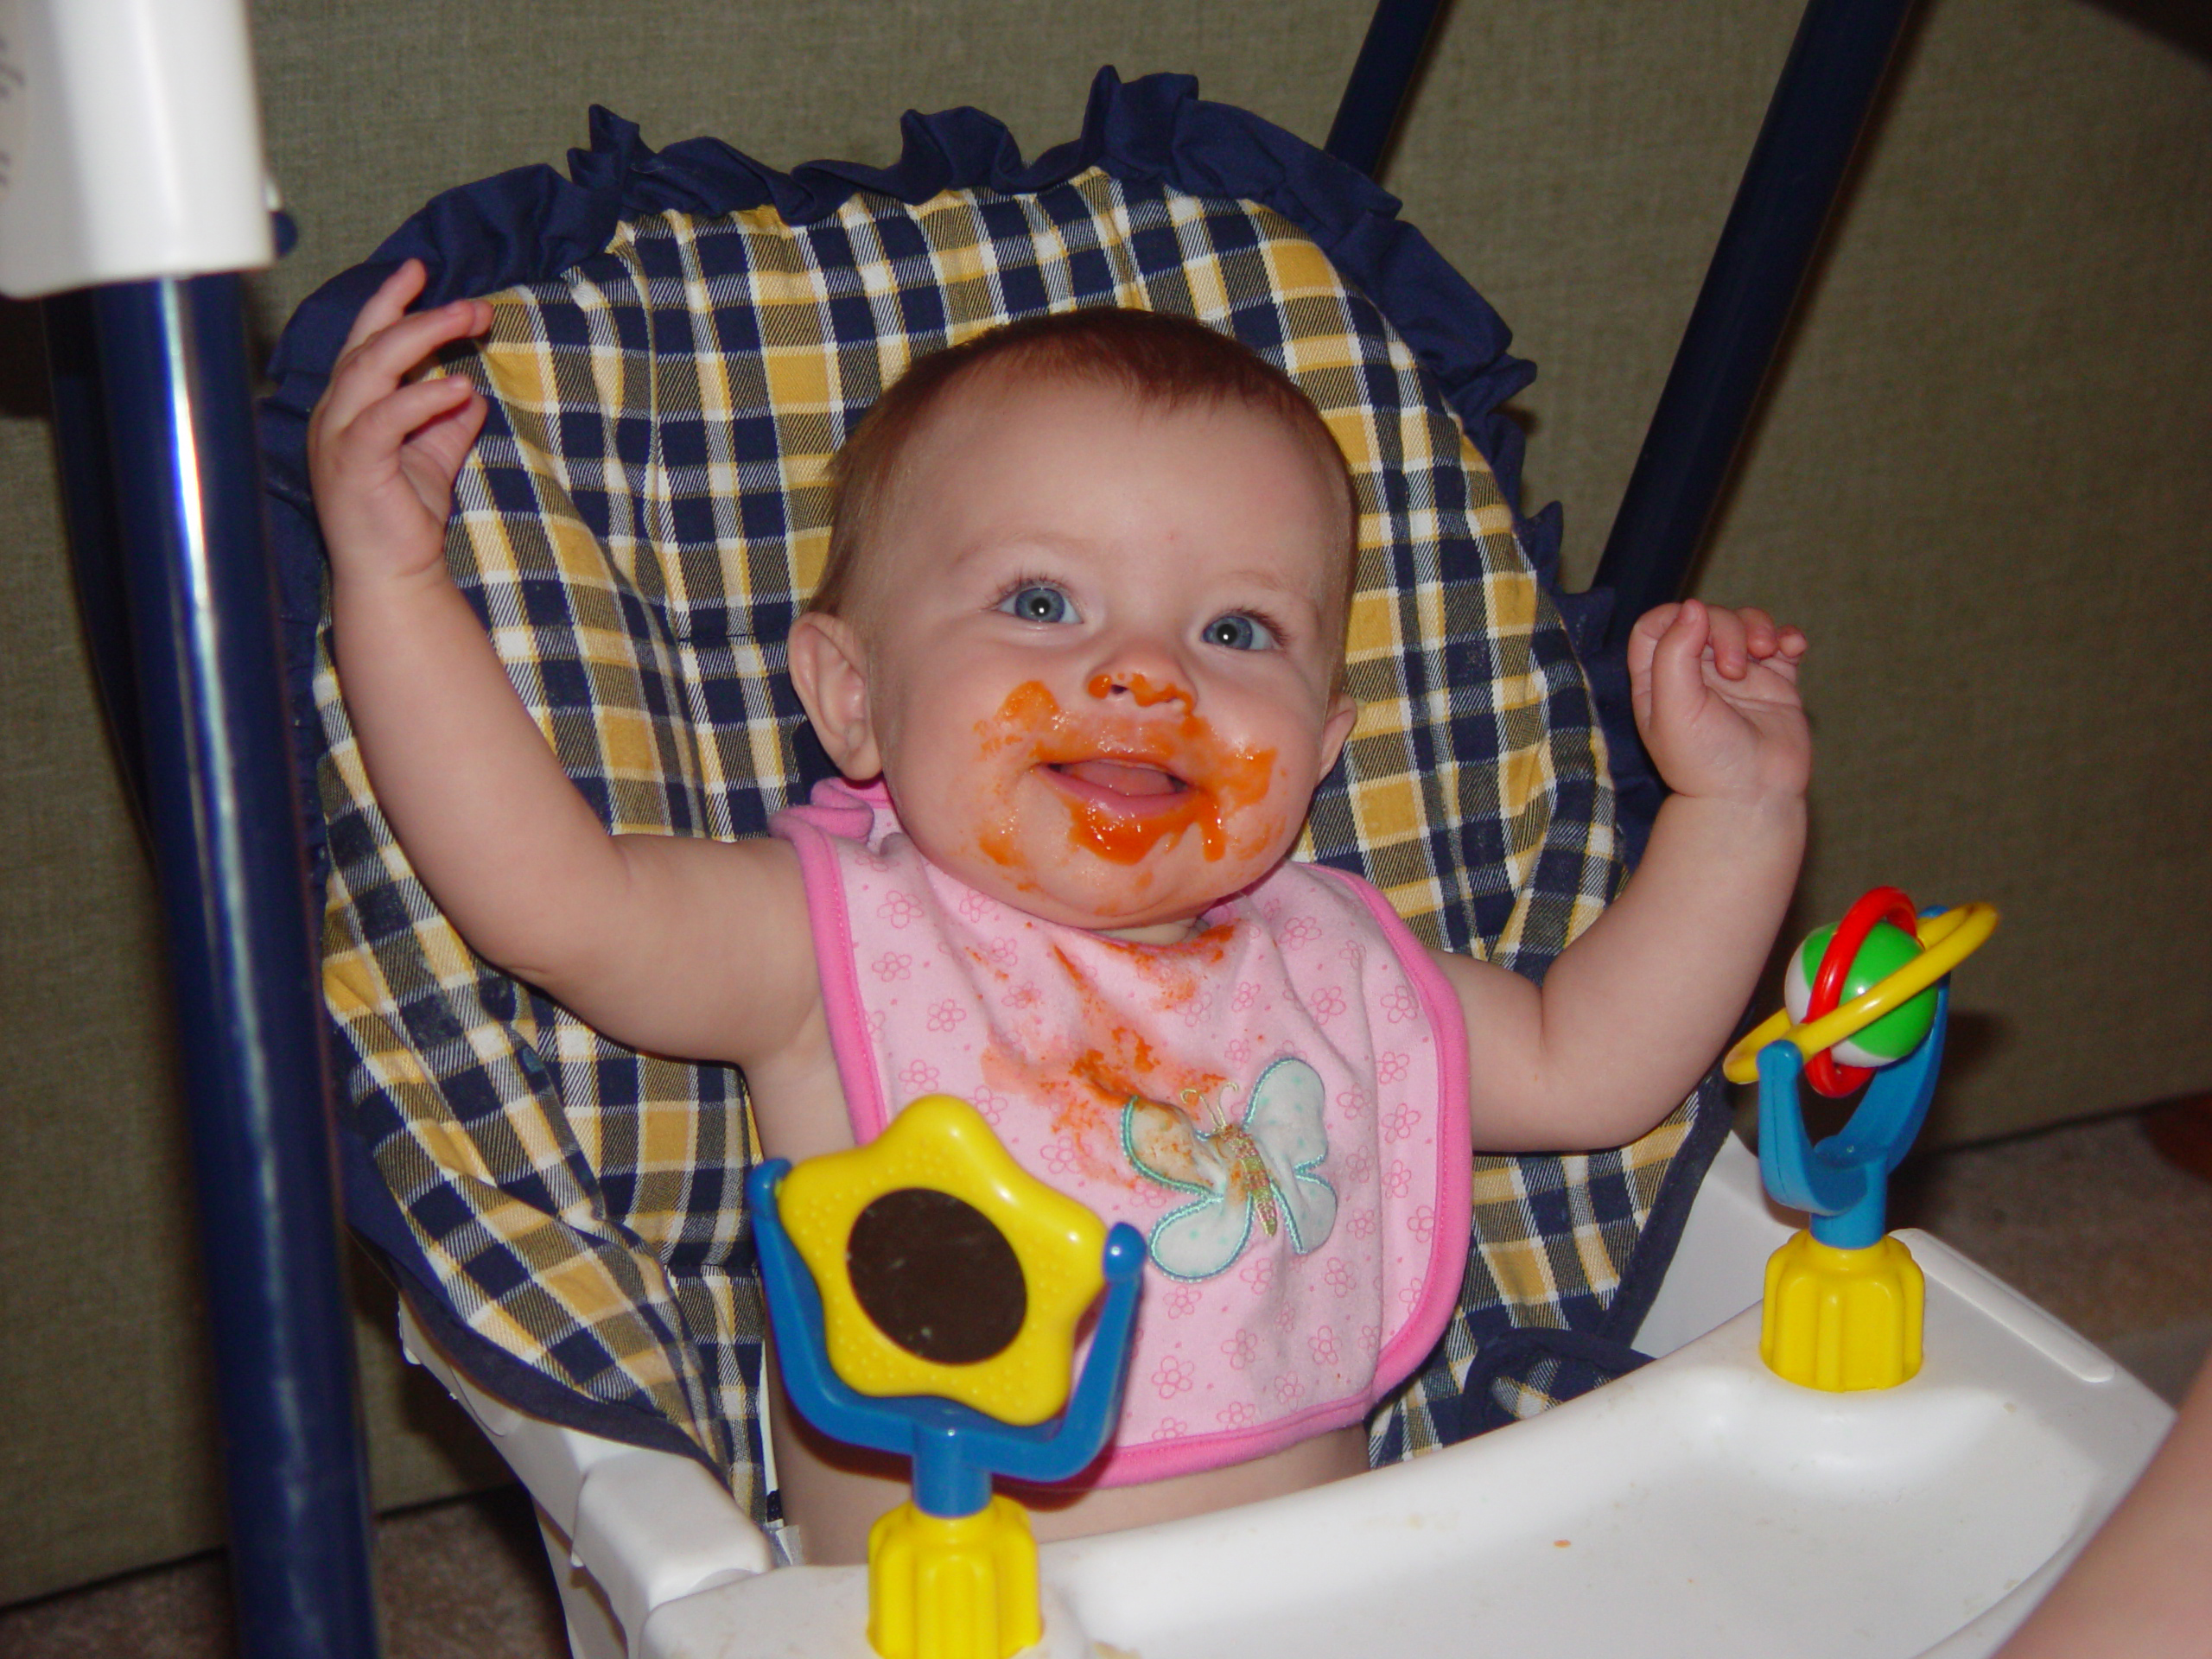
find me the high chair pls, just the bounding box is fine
[6,2,2172,1654]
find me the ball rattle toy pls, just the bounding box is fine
[1725,887,1998,1392]
[1783,899,1936,1090]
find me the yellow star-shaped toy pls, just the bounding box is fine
[776,1095,1108,1425]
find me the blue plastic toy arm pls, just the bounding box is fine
[747,1160,922,1461]
[973,1225,1145,1487]
[1758,980,1949,1250]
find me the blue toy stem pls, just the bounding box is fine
[1758,978,1949,1250]
[747,1160,1146,1517]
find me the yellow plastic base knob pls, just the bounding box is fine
[867,1497,1041,1659]
[1760,1230,1924,1391]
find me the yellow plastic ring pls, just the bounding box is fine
[1723,902,1999,1084]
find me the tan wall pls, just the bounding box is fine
[3,0,2206,1602]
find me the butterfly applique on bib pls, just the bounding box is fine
[1121,1058,1338,1280]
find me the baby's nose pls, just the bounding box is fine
[1088,670,1193,711]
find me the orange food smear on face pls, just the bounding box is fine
[973,681,1278,866]
[1086,671,1190,709]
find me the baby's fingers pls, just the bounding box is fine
[328,375,481,475]
[1701,605,1754,679]
[337,259,431,358]
[319,296,492,436]
[1643,598,1714,732]
[1626,602,1685,679]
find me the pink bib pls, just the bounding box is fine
[773,779,1470,1485]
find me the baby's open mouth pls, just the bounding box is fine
[1045,759,1192,811]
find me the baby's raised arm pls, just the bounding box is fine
[1437,599,1809,1151]
[310,261,817,1067]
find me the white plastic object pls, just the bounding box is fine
[0,0,274,298]
[403,1141,2173,1658]
[1629,1130,1799,1357]
[397,1300,772,1659]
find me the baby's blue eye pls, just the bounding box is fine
[1203,613,1276,651]
[999,583,1077,624]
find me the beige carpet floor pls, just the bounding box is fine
[7,1108,2209,1659]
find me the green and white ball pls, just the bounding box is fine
[1783,920,1938,1069]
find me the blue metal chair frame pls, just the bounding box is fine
[35,2,1918,1650]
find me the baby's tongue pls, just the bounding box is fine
[1062,760,1182,797]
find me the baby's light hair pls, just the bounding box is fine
[807,308,1359,651]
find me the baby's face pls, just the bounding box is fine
[806,373,1357,940]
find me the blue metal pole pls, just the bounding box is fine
[1591,0,1918,652]
[1325,0,1450,179]
[47,273,383,1659]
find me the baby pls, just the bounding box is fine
[313,258,1810,1565]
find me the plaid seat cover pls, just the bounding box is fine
[311,148,1718,1510]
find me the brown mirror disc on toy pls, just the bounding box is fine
[847,1187,1027,1364]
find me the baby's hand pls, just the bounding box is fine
[1627,600,1809,805]
[308,258,493,588]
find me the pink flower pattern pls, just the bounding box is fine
[1151,1356,1195,1399]
[1221,1329,1257,1370]
[1039,1140,1078,1177]
[1150,1418,1190,1440]
[1238,1256,1274,1294]
[1281,915,1321,946]
[1385,1160,1414,1199]
[1323,1257,1353,1297]
[1377,1050,1411,1084]
[1408,1205,1436,1244]
[896,1058,940,1094]
[876,890,923,929]
[1347,1209,1377,1241]
[1310,985,1347,1021]
[1382,1103,1421,1145]
[1217,1402,1256,1429]
[1309,1325,1340,1367]
[1166,1283,1202,1319]
[925,999,966,1033]
[971,1088,1008,1125]
[1380,982,1420,1024]
[957,889,993,923]
[870,951,912,982]
[1231,980,1260,1013]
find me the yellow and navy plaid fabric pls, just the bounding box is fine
[313,168,1702,1498]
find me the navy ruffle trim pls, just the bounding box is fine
[261,70,1643,891]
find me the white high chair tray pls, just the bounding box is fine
[405,1136,2172,1659]
[650,1223,2167,1656]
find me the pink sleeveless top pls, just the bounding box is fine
[772,779,1470,1485]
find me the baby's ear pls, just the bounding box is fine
[1318,690,1359,778]
[787,612,883,780]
